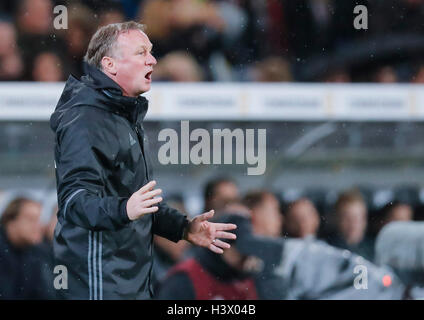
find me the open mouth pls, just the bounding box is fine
[145,71,153,81]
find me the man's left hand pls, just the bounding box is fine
[184,210,237,254]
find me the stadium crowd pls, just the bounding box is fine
[1,0,424,83]
[0,177,423,299]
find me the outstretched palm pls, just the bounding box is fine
[185,210,237,254]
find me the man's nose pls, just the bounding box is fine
[147,53,157,66]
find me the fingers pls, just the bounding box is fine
[197,210,214,222]
[138,180,156,194]
[142,197,163,208]
[139,206,159,215]
[213,239,230,249]
[140,188,162,201]
[208,243,224,254]
[213,223,237,231]
[215,231,237,240]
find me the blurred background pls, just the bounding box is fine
[1,0,424,299]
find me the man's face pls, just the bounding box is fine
[112,30,157,97]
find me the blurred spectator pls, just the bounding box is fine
[98,6,126,27]
[140,0,244,76]
[16,0,67,80]
[0,197,50,299]
[16,0,53,35]
[243,191,283,238]
[31,51,65,81]
[203,177,239,214]
[64,3,96,78]
[381,201,414,226]
[249,56,292,82]
[411,65,424,83]
[153,51,205,82]
[284,198,320,239]
[374,66,398,83]
[327,190,374,261]
[155,213,280,300]
[0,19,24,80]
[322,68,351,83]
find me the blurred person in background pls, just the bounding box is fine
[16,0,67,80]
[139,0,247,80]
[377,201,414,232]
[155,211,282,300]
[31,51,65,82]
[98,5,126,27]
[153,51,204,82]
[140,0,225,60]
[242,191,283,238]
[374,66,398,83]
[16,0,52,35]
[63,3,96,78]
[327,190,374,261]
[411,64,424,83]
[203,177,239,214]
[0,197,50,299]
[284,198,320,239]
[322,68,351,83]
[0,18,24,80]
[248,56,292,82]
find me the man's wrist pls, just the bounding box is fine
[182,218,191,241]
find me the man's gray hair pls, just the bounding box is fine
[84,21,146,70]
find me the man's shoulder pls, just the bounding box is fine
[60,104,115,133]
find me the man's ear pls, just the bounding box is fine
[101,56,117,75]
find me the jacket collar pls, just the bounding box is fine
[81,63,149,124]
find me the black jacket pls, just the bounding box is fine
[50,64,189,300]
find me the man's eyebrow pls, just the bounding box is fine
[137,45,153,51]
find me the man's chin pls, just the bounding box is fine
[138,84,151,95]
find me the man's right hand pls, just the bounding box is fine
[126,180,163,221]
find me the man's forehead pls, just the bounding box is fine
[118,29,152,48]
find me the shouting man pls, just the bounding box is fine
[50,21,236,300]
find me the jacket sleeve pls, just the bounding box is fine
[56,110,131,231]
[152,202,190,242]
